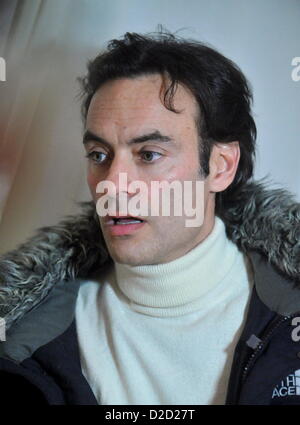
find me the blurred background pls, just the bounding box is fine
[0,0,299,254]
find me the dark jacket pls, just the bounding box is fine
[0,180,300,405]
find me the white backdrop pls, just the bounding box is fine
[0,0,299,254]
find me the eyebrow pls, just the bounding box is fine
[82,130,174,147]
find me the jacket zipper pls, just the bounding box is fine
[241,312,300,384]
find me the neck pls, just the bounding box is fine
[113,216,243,317]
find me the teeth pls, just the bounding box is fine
[115,219,143,225]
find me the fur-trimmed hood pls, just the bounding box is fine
[0,179,300,330]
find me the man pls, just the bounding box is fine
[0,31,300,405]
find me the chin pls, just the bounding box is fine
[107,247,141,266]
[108,246,155,266]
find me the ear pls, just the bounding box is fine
[207,142,240,193]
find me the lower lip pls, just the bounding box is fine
[106,221,146,236]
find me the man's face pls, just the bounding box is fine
[84,74,212,265]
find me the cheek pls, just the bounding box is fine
[162,163,199,183]
[86,168,101,197]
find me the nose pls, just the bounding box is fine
[104,153,137,195]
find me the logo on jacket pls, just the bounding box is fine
[272,370,300,399]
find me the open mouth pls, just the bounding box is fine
[104,215,146,236]
[114,217,144,225]
[106,216,145,225]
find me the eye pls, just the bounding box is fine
[85,151,107,164]
[140,151,162,163]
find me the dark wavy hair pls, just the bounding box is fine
[79,30,257,214]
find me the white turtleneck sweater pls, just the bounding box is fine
[75,217,253,405]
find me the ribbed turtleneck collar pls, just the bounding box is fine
[114,217,244,317]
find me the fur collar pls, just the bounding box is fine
[0,179,299,330]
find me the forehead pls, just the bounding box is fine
[86,74,199,136]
